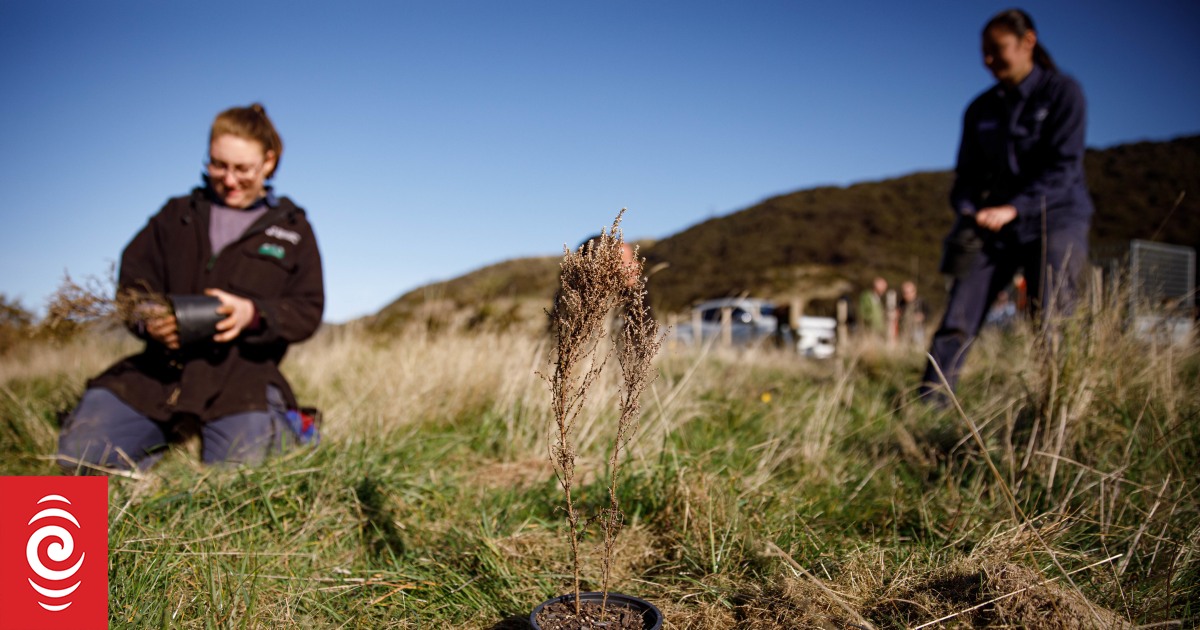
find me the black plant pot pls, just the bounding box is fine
[169,294,223,346]
[530,591,662,630]
[938,215,985,278]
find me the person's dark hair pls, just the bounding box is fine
[210,103,284,178]
[985,8,1056,72]
[577,234,605,253]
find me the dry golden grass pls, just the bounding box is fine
[2,284,1195,628]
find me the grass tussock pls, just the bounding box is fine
[2,283,1197,628]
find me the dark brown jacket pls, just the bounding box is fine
[89,188,324,421]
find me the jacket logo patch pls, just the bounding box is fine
[258,243,286,260]
[265,226,301,245]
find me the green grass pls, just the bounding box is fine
[2,316,1197,628]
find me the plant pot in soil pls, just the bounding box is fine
[530,591,662,630]
[169,294,223,346]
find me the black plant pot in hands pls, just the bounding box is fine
[169,294,223,346]
[939,215,985,279]
[530,592,662,630]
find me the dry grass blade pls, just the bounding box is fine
[49,454,147,480]
[764,541,876,630]
[1118,474,1172,577]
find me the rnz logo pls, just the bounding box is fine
[1,476,108,630]
[27,494,88,611]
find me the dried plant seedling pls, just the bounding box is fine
[539,209,664,623]
[39,266,168,339]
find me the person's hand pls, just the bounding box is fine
[975,205,1018,232]
[142,304,180,350]
[206,288,257,343]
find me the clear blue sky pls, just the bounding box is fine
[2,1,1197,322]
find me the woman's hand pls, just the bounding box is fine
[143,304,180,350]
[206,288,257,343]
[975,205,1018,232]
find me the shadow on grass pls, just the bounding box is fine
[487,613,532,629]
[355,475,406,559]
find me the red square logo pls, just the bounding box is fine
[0,476,108,630]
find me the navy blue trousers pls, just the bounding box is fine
[921,220,1090,397]
[58,386,292,472]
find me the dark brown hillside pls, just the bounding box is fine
[368,255,563,332]
[643,171,954,314]
[369,238,658,331]
[372,134,1200,324]
[1086,136,1200,247]
[644,134,1200,313]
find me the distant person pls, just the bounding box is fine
[921,9,1093,399]
[58,104,324,472]
[549,233,644,333]
[898,281,929,345]
[984,290,1018,329]
[1012,271,1028,311]
[858,276,888,336]
[574,233,639,287]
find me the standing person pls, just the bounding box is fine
[985,289,1018,329]
[858,276,888,336]
[549,233,646,332]
[58,104,324,472]
[921,9,1093,399]
[898,280,930,345]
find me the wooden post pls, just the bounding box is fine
[1108,262,1121,314]
[789,297,802,354]
[836,298,848,348]
[667,313,678,351]
[886,289,898,346]
[720,306,732,347]
[691,309,702,346]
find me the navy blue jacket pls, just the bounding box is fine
[950,64,1094,243]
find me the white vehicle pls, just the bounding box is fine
[793,315,837,359]
[672,297,837,358]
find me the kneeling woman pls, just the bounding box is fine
[59,104,324,471]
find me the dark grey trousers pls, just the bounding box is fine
[58,386,291,472]
[921,220,1091,398]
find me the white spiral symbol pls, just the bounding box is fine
[26,494,86,612]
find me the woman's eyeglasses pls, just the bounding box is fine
[206,159,262,179]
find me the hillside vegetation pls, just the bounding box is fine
[372,135,1199,326]
[646,134,1200,314]
[367,256,564,334]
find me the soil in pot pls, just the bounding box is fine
[532,592,661,630]
[534,599,643,630]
